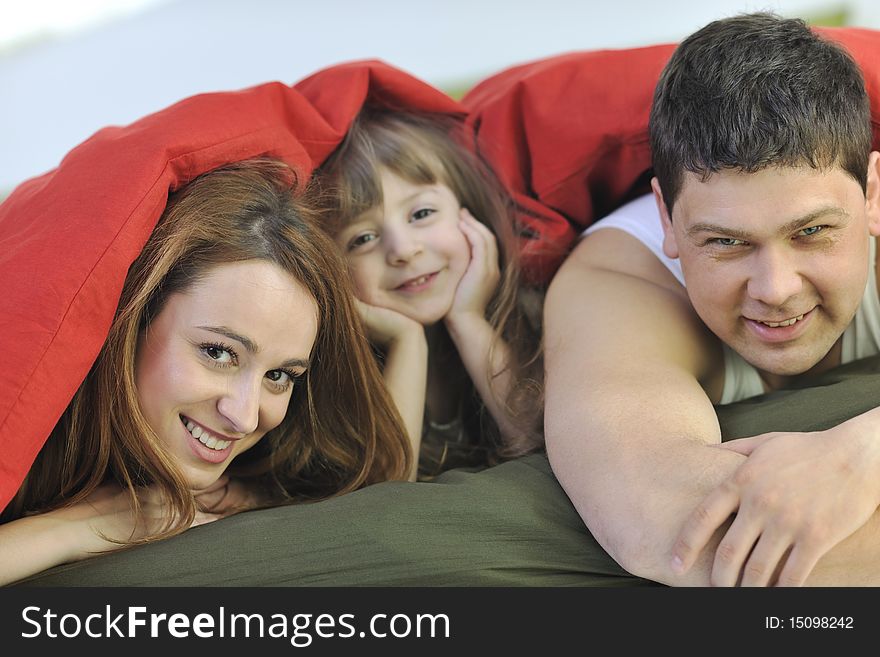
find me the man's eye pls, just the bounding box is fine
[798,225,824,237]
[709,237,746,247]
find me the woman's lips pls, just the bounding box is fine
[180,414,235,464]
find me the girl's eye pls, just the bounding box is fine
[348,232,377,250]
[798,225,824,237]
[412,208,435,221]
[201,343,237,366]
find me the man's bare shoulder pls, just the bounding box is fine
[547,227,722,388]
[566,227,683,295]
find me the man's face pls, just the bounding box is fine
[657,158,880,385]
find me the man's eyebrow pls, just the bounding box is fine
[197,325,310,369]
[686,206,850,239]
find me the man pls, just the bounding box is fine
[544,12,880,586]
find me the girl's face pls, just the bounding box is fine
[135,260,319,491]
[335,168,470,325]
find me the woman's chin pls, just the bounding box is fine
[182,468,224,493]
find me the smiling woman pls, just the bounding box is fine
[0,158,412,586]
[135,260,319,489]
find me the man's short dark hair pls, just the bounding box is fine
[650,12,872,214]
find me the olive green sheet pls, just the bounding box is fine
[14,354,880,587]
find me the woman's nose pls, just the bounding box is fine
[216,376,261,435]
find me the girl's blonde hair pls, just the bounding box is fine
[4,158,412,537]
[318,110,544,461]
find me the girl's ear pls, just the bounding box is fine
[652,178,680,258]
[865,151,880,236]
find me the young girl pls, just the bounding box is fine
[0,158,411,585]
[317,110,544,479]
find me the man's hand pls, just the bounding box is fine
[670,427,880,586]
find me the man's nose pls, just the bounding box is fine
[747,246,803,307]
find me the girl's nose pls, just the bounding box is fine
[385,228,423,265]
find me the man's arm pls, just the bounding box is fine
[544,227,740,584]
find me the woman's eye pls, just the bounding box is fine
[412,208,435,221]
[265,369,298,391]
[201,343,236,365]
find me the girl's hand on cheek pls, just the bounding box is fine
[356,299,424,348]
[446,208,500,325]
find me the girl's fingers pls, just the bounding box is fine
[460,208,496,243]
[459,213,498,272]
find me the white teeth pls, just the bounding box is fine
[181,416,231,451]
[199,435,230,450]
[761,314,805,328]
[403,275,429,287]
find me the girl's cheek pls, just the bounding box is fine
[350,268,379,303]
[344,262,369,292]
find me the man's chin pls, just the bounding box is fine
[739,345,834,382]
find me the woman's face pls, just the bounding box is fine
[135,259,319,491]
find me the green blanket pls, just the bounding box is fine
[15,354,880,587]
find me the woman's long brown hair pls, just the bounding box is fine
[3,159,412,539]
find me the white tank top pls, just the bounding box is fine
[583,194,880,403]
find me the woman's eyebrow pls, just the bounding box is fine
[198,325,258,352]
[197,325,309,369]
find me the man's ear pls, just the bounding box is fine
[865,151,880,237]
[652,177,679,258]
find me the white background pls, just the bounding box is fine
[3,0,879,194]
